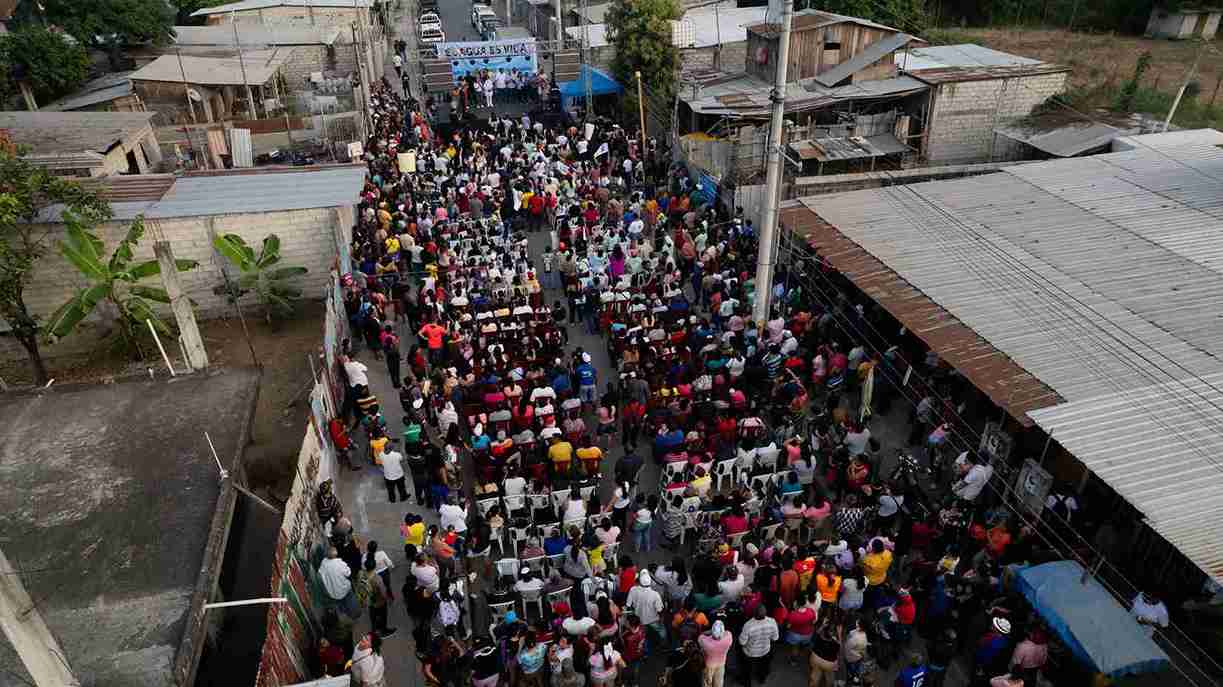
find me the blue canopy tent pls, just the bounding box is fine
[1015,561,1171,678]
[558,65,624,106]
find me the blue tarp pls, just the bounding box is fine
[1015,561,1171,678]
[558,65,624,99]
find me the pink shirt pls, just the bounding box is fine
[698,632,733,666]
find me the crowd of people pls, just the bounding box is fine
[304,59,1158,687]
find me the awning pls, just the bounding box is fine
[1015,561,1171,678]
[558,65,623,99]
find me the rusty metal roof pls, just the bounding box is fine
[907,63,1070,84]
[81,174,178,203]
[780,202,1061,425]
[747,9,901,36]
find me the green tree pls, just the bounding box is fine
[605,0,681,117]
[0,27,90,107]
[0,146,111,384]
[45,216,198,357]
[212,233,309,321]
[38,0,175,68]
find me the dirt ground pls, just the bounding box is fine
[0,302,325,494]
[929,27,1223,125]
[934,27,1223,91]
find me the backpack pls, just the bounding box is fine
[676,613,702,642]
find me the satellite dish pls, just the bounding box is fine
[187,88,203,102]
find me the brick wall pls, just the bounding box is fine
[23,207,345,335]
[679,42,748,74]
[924,71,1068,165]
[280,45,337,88]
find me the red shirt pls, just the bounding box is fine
[419,323,446,349]
[895,594,916,625]
[329,419,350,450]
[787,606,817,636]
[618,567,638,594]
[621,626,646,662]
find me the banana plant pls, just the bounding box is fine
[45,215,197,357]
[212,233,308,321]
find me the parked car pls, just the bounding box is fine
[420,11,441,27]
[419,26,445,44]
[470,4,498,30]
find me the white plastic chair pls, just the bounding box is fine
[503,494,527,515]
[713,458,737,493]
[495,558,521,580]
[476,497,501,517]
[520,586,546,618]
[662,461,687,484]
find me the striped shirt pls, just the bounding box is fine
[739,617,779,658]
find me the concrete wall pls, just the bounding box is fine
[205,5,370,29]
[679,42,748,74]
[924,71,1068,165]
[23,206,347,332]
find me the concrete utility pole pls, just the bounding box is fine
[154,240,209,371]
[751,0,793,326]
[555,0,563,43]
[0,548,78,686]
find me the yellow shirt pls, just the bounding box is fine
[576,446,603,463]
[548,441,573,464]
[403,522,426,547]
[862,550,893,586]
[370,436,389,458]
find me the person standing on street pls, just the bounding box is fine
[738,604,779,687]
[350,632,386,686]
[380,324,402,388]
[363,558,397,637]
[379,448,408,503]
[698,619,733,687]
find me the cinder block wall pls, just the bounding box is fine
[924,72,1067,165]
[22,207,345,329]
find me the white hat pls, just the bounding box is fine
[638,570,652,587]
[993,617,1012,635]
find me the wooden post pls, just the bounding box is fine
[17,82,37,111]
[1211,76,1222,106]
[0,548,78,686]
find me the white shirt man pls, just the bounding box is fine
[343,359,369,388]
[319,552,352,600]
[439,501,469,533]
[952,462,993,501]
[412,560,440,593]
[380,450,404,482]
[625,572,664,627]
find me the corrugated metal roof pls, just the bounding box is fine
[786,129,1223,582]
[129,49,290,85]
[994,121,1121,157]
[814,32,912,87]
[908,63,1070,84]
[0,111,153,154]
[678,6,768,49]
[172,24,342,46]
[80,174,178,203]
[43,72,136,112]
[790,133,908,161]
[40,165,367,221]
[192,0,371,16]
[747,9,901,36]
[895,44,1043,71]
[685,74,927,117]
